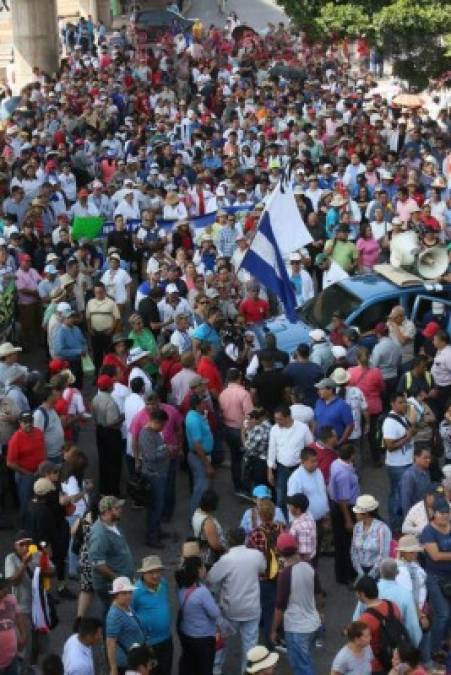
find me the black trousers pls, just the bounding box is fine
[179,634,215,675]
[152,638,173,675]
[68,357,83,390]
[368,413,381,463]
[96,426,123,496]
[91,331,112,374]
[330,500,356,585]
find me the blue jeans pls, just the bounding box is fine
[222,426,244,491]
[163,457,177,521]
[145,472,167,543]
[226,618,260,674]
[15,473,35,518]
[188,453,209,518]
[427,574,451,654]
[386,464,410,532]
[285,631,317,675]
[276,464,296,519]
[66,513,79,576]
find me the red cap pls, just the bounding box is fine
[276,532,297,554]
[97,374,113,391]
[421,215,441,232]
[49,358,69,374]
[78,188,89,198]
[422,321,441,339]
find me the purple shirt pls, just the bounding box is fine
[328,459,360,505]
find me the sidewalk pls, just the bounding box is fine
[186,0,287,30]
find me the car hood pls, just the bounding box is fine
[254,315,313,356]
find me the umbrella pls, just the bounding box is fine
[392,93,424,109]
[232,25,258,41]
[269,65,307,83]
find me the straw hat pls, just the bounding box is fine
[246,646,279,674]
[353,494,379,514]
[331,367,350,385]
[330,195,347,208]
[127,346,150,365]
[137,555,164,573]
[109,576,136,594]
[0,343,22,358]
[397,534,423,553]
[182,541,201,558]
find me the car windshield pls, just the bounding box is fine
[298,284,361,329]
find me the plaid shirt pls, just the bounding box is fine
[243,420,272,461]
[247,521,286,580]
[289,512,317,560]
[218,226,237,258]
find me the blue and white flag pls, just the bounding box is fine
[239,180,312,323]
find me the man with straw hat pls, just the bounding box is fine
[132,556,173,675]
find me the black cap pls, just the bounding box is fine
[19,411,33,422]
[286,493,309,511]
[14,530,33,544]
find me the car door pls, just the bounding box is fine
[409,294,451,330]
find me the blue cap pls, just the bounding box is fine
[252,485,272,499]
[433,496,450,513]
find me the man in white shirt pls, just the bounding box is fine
[315,251,349,289]
[124,377,146,460]
[267,404,314,516]
[208,528,265,674]
[431,330,451,397]
[63,617,103,675]
[170,313,193,354]
[157,285,191,332]
[287,446,330,525]
[382,393,414,533]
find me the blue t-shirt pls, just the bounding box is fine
[106,604,146,667]
[192,323,221,348]
[420,524,451,578]
[314,396,354,439]
[131,579,171,646]
[185,410,213,454]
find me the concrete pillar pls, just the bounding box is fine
[11,0,59,91]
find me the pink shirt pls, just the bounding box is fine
[356,237,380,269]
[129,403,183,449]
[0,594,19,668]
[348,365,384,415]
[218,383,253,429]
[16,267,41,305]
[396,197,417,223]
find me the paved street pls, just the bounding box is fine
[186,0,288,31]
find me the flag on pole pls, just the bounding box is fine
[266,180,312,256]
[239,190,298,323]
[72,216,104,241]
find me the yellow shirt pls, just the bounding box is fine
[85,297,120,332]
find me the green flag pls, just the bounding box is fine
[72,216,104,241]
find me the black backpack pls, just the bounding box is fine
[375,412,410,450]
[365,600,411,671]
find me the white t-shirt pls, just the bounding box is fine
[62,387,86,415]
[63,634,94,675]
[382,413,414,466]
[345,386,368,439]
[61,476,87,518]
[290,404,314,425]
[124,392,146,456]
[101,268,132,305]
[128,366,152,396]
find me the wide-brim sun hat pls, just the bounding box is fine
[109,576,136,594]
[353,494,379,514]
[397,534,423,553]
[246,646,279,674]
[127,346,151,365]
[331,367,350,385]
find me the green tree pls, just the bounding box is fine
[315,3,370,39]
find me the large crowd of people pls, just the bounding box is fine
[0,5,450,675]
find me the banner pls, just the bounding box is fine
[72,216,105,241]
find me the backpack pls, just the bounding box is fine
[404,370,432,395]
[375,412,410,450]
[37,406,50,432]
[365,600,411,671]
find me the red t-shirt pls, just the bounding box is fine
[7,427,46,473]
[196,356,223,396]
[360,600,401,672]
[239,298,269,324]
[310,442,338,485]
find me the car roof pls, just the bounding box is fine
[339,274,451,301]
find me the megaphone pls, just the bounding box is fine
[416,245,449,279]
[390,231,420,268]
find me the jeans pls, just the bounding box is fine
[386,464,411,532]
[66,513,79,577]
[162,457,177,521]
[275,463,296,519]
[188,452,209,517]
[225,618,260,674]
[145,472,167,543]
[426,573,451,654]
[223,426,244,491]
[285,631,317,675]
[15,473,35,518]
[260,580,277,648]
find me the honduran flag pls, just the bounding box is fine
[239,180,312,323]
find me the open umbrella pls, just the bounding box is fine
[392,93,424,109]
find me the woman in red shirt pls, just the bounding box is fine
[348,347,385,466]
[102,334,132,386]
